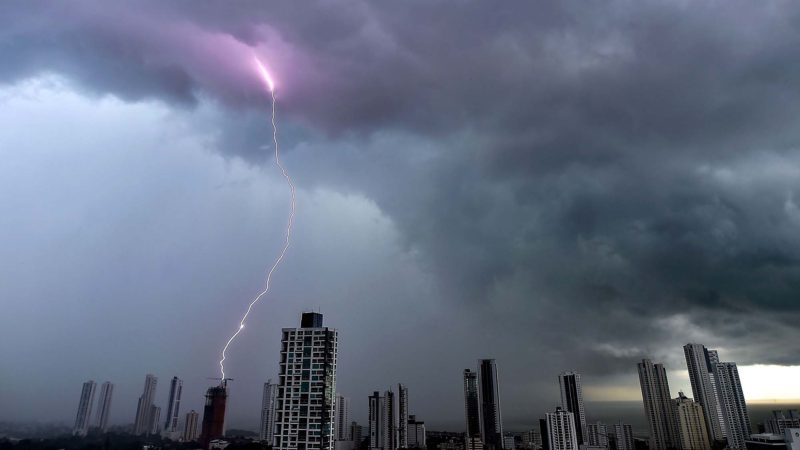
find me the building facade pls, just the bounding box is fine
[73,380,97,437]
[545,407,579,450]
[368,390,396,450]
[478,359,504,450]
[164,376,183,435]
[559,372,587,445]
[613,423,634,450]
[200,382,228,449]
[95,381,114,433]
[184,410,200,442]
[672,392,711,450]
[261,381,279,442]
[714,362,751,450]
[399,385,409,449]
[464,369,482,450]
[766,411,800,435]
[587,422,608,448]
[684,344,724,443]
[134,374,158,435]
[336,394,351,441]
[274,312,338,450]
[638,359,678,450]
[407,415,426,449]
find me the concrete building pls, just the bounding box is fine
[164,377,183,435]
[637,359,678,450]
[94,382,113,433]
[336,394,351,441]
[612,423,634,450]
[73,380,97,437]
[545,407,579,450]
[672,392,710,450]
[479,359,504,450]
[586,422,608,448]
[134,374,158,435]
[184,410,199,442]
[399,385,409,449]
[767,411,800,435]
[559,373,587,445]
[261,381,278,443]
[150,406,162,435]
[521,429,542,449]
[274,312,338,450]
[504,436,516,450]
[200,382,228,450]
[714,362,751,450]
[408,415,426,449]
[369,390,396,450]
[684,344,724,443]
[464,369,483,450]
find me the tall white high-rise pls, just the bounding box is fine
[398,385,409,449]
[369,390,396,450]
[638,359,678,450]
[94,382,114,433]
[672,392,710,450]
[714,362,751,450]
[73,380,97,436]
[164,376,183,434]
[184,410,200,442]
[335,394,351,441]
[559,372,587,445]
[684,344,724,443]
[545,407,579,450]
[261,380,278,443]
[274,312,338,450]
[134,374,158,435]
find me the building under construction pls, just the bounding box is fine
[200,381,228,450]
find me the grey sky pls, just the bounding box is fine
[2,0,800,432]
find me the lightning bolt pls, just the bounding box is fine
[218,57,295,380]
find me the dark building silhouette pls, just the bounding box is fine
[558,372,586,445]
[478,359,504,450]
[464,369,482,449]
[200,381,228,449]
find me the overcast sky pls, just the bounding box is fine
[2,0,800,432]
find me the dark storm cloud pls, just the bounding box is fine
[4,0,800,428]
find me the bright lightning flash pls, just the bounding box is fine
[218,57,295,380]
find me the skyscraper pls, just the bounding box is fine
[368,390,397,450]
[559,372,587,445]
[766,410,800,435]
[200,382,228,450]
[95,381,114,433]
[672,392,710,450]
[638,359,678,450]
[164,376,183,435]
[464,369,482,450]
[478,359,504,450]
[336,394,351,441]
[261,381,278,443]
[73,380,97,437]
[184,410,200,442]
[274,312,339,450]
[684,344,724,443]
[612,423,634,450]
[134,374,158,435]
[399,385,409,449]
[545,407,579,450]
[714,362,751,450]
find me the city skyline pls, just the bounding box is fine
[5,0,800,439]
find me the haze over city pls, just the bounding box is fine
[2,1,800,446]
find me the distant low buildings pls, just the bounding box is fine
[767,411,800,435]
